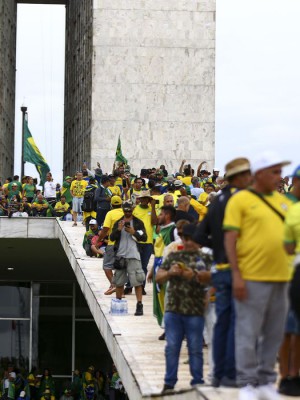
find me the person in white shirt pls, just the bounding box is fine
[43,172,57,206]
[191,177,204,198]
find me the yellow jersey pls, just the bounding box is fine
[133,205,155,244]
[224,190,291,281]
[103,208,124,245]
[70,180,87,197]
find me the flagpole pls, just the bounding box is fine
[21,105,27,179]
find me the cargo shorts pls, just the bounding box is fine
[112,258,145,288]
[103,245,115,270]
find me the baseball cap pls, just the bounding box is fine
[174,180,183,187]
[251,151,291,175]
[89,219,97,225]
[65,176,72,180]
[138,190,152,199]
[122,201,133,211]
[290,165,300,178]
[111,195,122,206]
[9,372,16,378]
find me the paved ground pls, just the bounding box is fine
[60,220,291,399]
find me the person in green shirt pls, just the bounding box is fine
[7,183,22,200]
[71,370,82,400]
[7,175,22,193]
[22,177,36,203]
[39,369,55,400]
[8,372,16,400]
[61,176,73,206]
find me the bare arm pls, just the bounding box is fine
[150,199,158,225]
[197,161,206,177]
[179,160,186,175]
[224,230,247,301]
[97,227,109,242]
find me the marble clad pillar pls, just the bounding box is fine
[91,0,215,175]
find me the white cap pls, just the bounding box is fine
[174,180,183,187]
[213,167,220,171]
[20,391,26,397]
[9,372,16,378]
[89,219,97,225]
[251,150,290,175]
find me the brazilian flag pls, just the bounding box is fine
[115,135,128,165]
[23,118,50,186]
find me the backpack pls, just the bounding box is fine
[81,190,95,212]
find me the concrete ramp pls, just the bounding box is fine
[0,217,289,400]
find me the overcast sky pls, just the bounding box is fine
[15,0,300,183]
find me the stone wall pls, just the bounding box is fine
[91,0,215,175]
[64,0,93,175]
[0,0,17,183]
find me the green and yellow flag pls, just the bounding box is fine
[115,135,128,165]
[23,118,50,186]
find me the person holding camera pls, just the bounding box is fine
[110,201,147,316]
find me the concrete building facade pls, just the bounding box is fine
[90,0,216,174]
[0,0,17,184]
[0,0,215,179]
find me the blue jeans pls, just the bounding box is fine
[164,311,205,387]
[212,269,236,380]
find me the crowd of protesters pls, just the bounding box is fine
[1,152,300,399]
[0,364,127,400]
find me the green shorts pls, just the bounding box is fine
[112,258,145,287]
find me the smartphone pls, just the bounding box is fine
[122,179,127,188]
[124,222,130,228]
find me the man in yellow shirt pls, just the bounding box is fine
[70,172,88,226]
[108,175,122,197]
[131,191,157,294]
[54,195,71,220]
[224,151,291,400]
[97,196,124,295]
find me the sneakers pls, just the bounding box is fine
[104,285,116,295]
[134,301,143,316]
[161,384,174,394]
[239,385,258,400]
[211,377,220,388]
[142,288,147,295]
[220,376,237,388]
[279,377,300,396]
[257,383,280,400]
[158,332,166,340]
